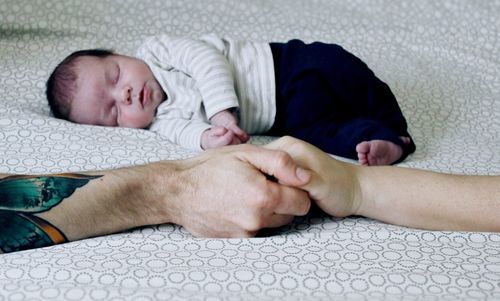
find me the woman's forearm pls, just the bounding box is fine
[355,166,500,232]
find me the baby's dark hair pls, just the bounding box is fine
[46,49,114,120]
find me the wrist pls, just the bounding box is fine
[134,161,188,227]
[152,157,205,229]
[210,109,237,124]
[210,110,227,121]
[98,165,170,230]
[352,165,380,218]
[347,165,366,217]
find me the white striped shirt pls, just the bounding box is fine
[136,34,276,151]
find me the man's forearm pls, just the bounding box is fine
[356,166,500,232]
[0,162,180,253]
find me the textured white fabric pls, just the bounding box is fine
[1,0,500,300]
[139,34,275,151]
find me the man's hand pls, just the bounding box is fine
[210,109,249,143]
[168,143,312,237]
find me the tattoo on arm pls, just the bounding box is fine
[0,174,101,253]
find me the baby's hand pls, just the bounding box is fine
[201,126,242,150]
[210,110,249,143]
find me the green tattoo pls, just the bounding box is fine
[0,212,65,253]
[0,174,101,253]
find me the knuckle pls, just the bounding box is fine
[255,185,279,207]
[281,135,297,146]
[280,135,304,151]
[242,216,263,232]
[252,191,270,209]
[272,151,292,169]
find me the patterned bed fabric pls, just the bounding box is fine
[1,0,499,300]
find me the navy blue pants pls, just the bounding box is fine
[267,40,416,162]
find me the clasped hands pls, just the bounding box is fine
[170,136,359,238]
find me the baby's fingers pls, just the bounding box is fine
[209,126,228,136]
[215,130,236,146]
[228,124,249,142]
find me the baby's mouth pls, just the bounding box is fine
[140,84,149,108]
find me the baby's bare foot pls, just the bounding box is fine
[399,136,411,145]
[356,140,404,166]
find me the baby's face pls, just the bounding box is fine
[69,54,165,128]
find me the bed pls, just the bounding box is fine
[1,0,499,299]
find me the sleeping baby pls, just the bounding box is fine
[46,33,415,165]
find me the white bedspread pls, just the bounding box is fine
[1,0,499,300]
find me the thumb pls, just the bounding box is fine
[210,126,228,136]
[239,147,311,187]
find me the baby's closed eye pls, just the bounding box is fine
[114,64,120,84]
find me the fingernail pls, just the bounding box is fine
[296,167,311,182]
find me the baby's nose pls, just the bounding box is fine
[121,86,132,104]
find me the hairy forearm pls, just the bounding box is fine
[355,166,500,232]
[0,161,183,253]
[38,168,153,241]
